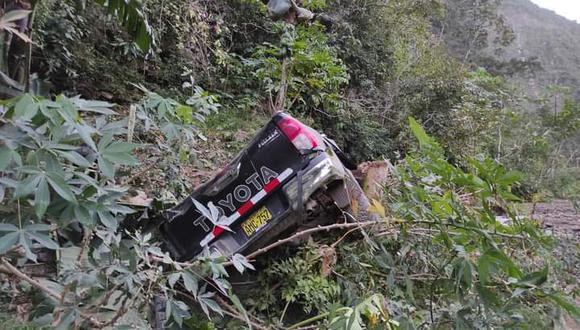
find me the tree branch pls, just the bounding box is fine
[239,220,382,263]
[0,257,62,301]
[151,220,384,269]
[0,257,127,328]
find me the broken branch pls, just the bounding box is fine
[0,257,62,301]
[241,220,382,262]
[0,257,128,328]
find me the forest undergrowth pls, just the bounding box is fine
[0,0,579,328]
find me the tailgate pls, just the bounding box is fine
[161,117,306,260]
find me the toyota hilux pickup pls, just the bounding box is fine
[159,112,372,262]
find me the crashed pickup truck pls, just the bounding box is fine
[159,112,372,261]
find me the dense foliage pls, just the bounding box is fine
[0,0,579,328]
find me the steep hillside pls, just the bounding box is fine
[495,0,580,98]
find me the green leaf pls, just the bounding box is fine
[478,249,522,284]
[408,117,431,148]
[27,231,59,250]
[0,231,19,254]
[53,308,77,330]
[97,211,118,229]
[25,224,51,231]
[0,147,13,170]
[97,132,114,152]
[75,123,97,151]
[14,175,42,198]
[46,173,76,202]
[499,171,524,185]
[168,299,190,327]
[476,284,501,309]
[167,273,180,289]
[13,94,38,120]
[107,203,134,215]
[231,254,255,274]
[518,266,549,287]
[182,271,199,297]
[71,97,117,115]
[229,293,251,329]
[19,232,37,262]
[102,152,139,165]
[175,104,193,123]
[35,177,50,219]
[0,223,19,231]
[97,157,116,178]
[198,292,223,317]
[56,150,91,168]
[104,141,138,154]
[453,258,473,296]
[547,293,580,318]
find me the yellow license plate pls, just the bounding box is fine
[242,207,272,236]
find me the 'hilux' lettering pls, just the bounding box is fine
[258,130,280,148]
[193,166,281,232]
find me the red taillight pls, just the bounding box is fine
[277,116,321,151]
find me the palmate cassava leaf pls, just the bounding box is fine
[35,177,50,218]
[182,271,199,297]
[46,172,76,202]
[0,231,19,254]
[167,273,180,289]
[231,253,255,274]
[70,96,117,115]
[198,291,223,317]
[25,224,59,250]
[97,133,139,177]
[0,146,22,170]
[0,223,58,260]
[13,94,39,120]
[167,299,190,327]
[55,150,91,168]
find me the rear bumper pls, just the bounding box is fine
[207,149,349,258]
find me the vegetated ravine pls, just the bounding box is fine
[0,0,578,329]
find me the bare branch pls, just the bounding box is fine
[239,220,383,263]
[0,257,62,301]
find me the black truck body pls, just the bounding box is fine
[160,112,370,261]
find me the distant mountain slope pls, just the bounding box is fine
[495,0,580,98]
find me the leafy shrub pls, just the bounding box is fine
[260,248,340,316]
[244,118,579,329]
[0,93,250,328]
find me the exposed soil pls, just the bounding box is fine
[527,200,580,330]
[525,200,580,233]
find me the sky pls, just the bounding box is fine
[530,0,580,23]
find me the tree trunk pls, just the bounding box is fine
[1,0,35,96]
[273,57,289,114]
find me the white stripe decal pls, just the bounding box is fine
[200,234,213,246]
[278,168,293,181]
[199,168,294,246]
[251,190,267,204]
[225,212,241,226]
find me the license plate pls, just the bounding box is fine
[242,207,272,236]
